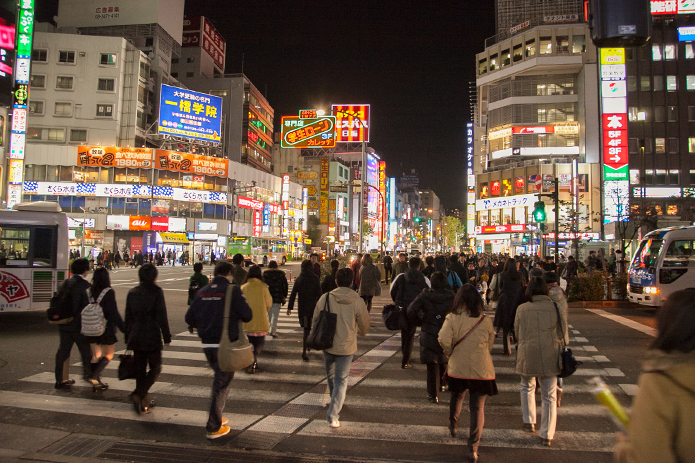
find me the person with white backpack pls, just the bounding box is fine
[82,267,124,391]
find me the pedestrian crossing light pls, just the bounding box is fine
[414,217,420,223]
[533,201,547,222]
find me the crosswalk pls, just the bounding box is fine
[2,288,636,459]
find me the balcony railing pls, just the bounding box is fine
[482,156,575,174]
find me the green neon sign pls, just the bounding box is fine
[16,0,35,58]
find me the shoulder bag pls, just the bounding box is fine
[382,304,400,330]
[306,294,337,350]
[442,314,486,383]
[118,350,137,380]
[553,302,581,378]
[374,266,382,296]
[218,284,255,372]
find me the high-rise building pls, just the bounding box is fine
[495,0,584,39]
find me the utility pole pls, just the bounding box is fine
[358,142,366,253]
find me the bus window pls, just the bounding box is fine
[0,227,30,266]
[632,238,663,268]
[663,240,695,267]
[33,227,56,267]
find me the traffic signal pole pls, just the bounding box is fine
[554,178,559,266]
[534,178,560,265]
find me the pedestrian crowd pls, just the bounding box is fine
[49,249,692,463]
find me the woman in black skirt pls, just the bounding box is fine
[439,284,498,463]
[85,267,125,391]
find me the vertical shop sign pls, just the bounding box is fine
[466,123,476,237]
[600,48,629,223]
[253,210,262,237]
[7,0,34,209]
[281,174,290,236]
[378,161,386,242]
[302,187,308,232]
[320,157,329,224]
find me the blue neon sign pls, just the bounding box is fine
[158,84,222,143]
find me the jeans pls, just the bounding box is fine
[426,363,447,398]
[520,375,558,440]
[268,303,281,335]
[133,350,162,404]
[401,324,417,366]
[324,352,353,423]
[450,391,487,452]
[203,348,234,432]
[55,329,92,382]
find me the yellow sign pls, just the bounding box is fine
[297,171,318,180]
[600,48,625,65]
[8,159,23,184]
[306,185,317,196]
[159,232,189,244]
[305,239,312,245]
[308,200,319,209]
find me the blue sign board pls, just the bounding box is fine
[678,26,695,41]
[158,84,222,143]
[262,204,270,226]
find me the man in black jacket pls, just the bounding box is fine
[54,258,93,389]
[288,260,322,361]
[263,261,288,338]
[185,261,253,440]
[390,257,431,369]
[449,254,467,286]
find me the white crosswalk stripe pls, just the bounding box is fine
[5,293,637,455]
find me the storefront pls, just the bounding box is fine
[474,224,528,255]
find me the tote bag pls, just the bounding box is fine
[218,284,255,372]
[306,294,337,350]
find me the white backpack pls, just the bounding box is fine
[81,288,110,337]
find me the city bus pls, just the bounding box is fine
[227,236,290,266]
[0,201,69,312]
[628,226,695,307]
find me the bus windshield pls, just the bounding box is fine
[0,225,57,267]
[632,238,663,269]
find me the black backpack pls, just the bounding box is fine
[188,278,202,300]
[47,279,75,324]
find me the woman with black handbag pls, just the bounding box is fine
[438,284,497,463]
[514,277,569,447]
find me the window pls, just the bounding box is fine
[667,75,677,91]
[665,44,677,60]
[645,169,654,184]
[667,105,678,122]
[640,76,651,91]
[670,138,680,154]
[525,39,536,58]
[654,106,665,122]
[656,138,666,153]
[629,138,640,154]
[97,78,115,91]
[145,37,154,47]
[185,72,194,78]
[501,49,510,67]
[513,44,523,62]
[210,89,228,97]
[687,76,695,90]
[30,74,45,88]
[54,102,72,116]
[626,48,635,60]
[58,50,75,64]
[556,36,569,53]
[572,35,585,53]
[31,49,47,62]
[654,75,664,91]
[690,138,695,153]
[171,58,179,64]
[96,104,113,117]
[656,169,667,184]
[478,58,487,75]
[48,128,65,142]
[489,53,498,71]
[687,43,695,59]
[630,169,640,185]
[540,36,552,54]
[56,76,73,90]
[187,57,194,63]
[628,106,639,121]
[653,44,663,61]
[627,76,637,92]
[29,100,44,115]
[99,53,116,66]
[689,106,695,122]
[669,169,680,184]
[645,138,653,154]
[70,129,87,142]
[26,127,41,140]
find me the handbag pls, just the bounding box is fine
[442,315,486,383]
[382,304,400,330]
[117,350,137,380]
[218,284,255,372]
[553,302,582,378]
[306,294,337,350]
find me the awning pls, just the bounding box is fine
[158,232,189,244]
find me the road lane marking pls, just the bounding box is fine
[586,309,657,337]
[619,384,639,396]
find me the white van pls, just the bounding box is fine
[628,226,695,307]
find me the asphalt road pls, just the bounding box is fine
[0,263,658,463]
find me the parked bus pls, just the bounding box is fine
[227,236,290,266]
[628,226,695,307]
[0,201,69,312]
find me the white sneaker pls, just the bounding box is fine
[329,420,340,428]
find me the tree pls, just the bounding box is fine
[307,215,322,247]
[557,190,601,260]
[442,216,464,251]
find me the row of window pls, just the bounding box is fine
[628,105,695,123]
[32,49,118,66]
[30,74,115,92]
[628,169,693,185]
[626,74,688,92]
[626,137,695,154]
[479,34,587,75]
[29,101,114,119]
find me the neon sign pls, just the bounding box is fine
[281,116,336,148]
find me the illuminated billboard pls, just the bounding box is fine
[182,16,226,71]
[281,115,336,148]
[332,104,370,142]
[158,84,222,143]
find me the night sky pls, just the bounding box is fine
[37,1,496,210]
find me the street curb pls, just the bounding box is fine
[568,301,643,309]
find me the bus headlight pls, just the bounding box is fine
[644,286,659,295]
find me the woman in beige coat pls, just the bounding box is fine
[241,265,272,374]
[614,289,695,463]
[439,284,497,463]
[514,276,569,447]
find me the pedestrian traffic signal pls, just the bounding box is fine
[533,201,547,222]
[414,217,420,223]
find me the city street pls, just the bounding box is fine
[0,262,658,463]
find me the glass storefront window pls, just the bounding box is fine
[514,207,526,224]
[490,210,501,225]
[513,44,523,62]
[556,36,569,53]
[540,36,552,54]
[479,212,489,227]
[501,49,511,67]
[502,208,512,225]
[525,39,536,58]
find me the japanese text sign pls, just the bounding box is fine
[78,146,153,168]
[281,116,336,148]
[155,150,228,178]
[332,104,370,142]
[158,84,222,143]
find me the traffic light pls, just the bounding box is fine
[414,217,420,223]
[533,201,547,222]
